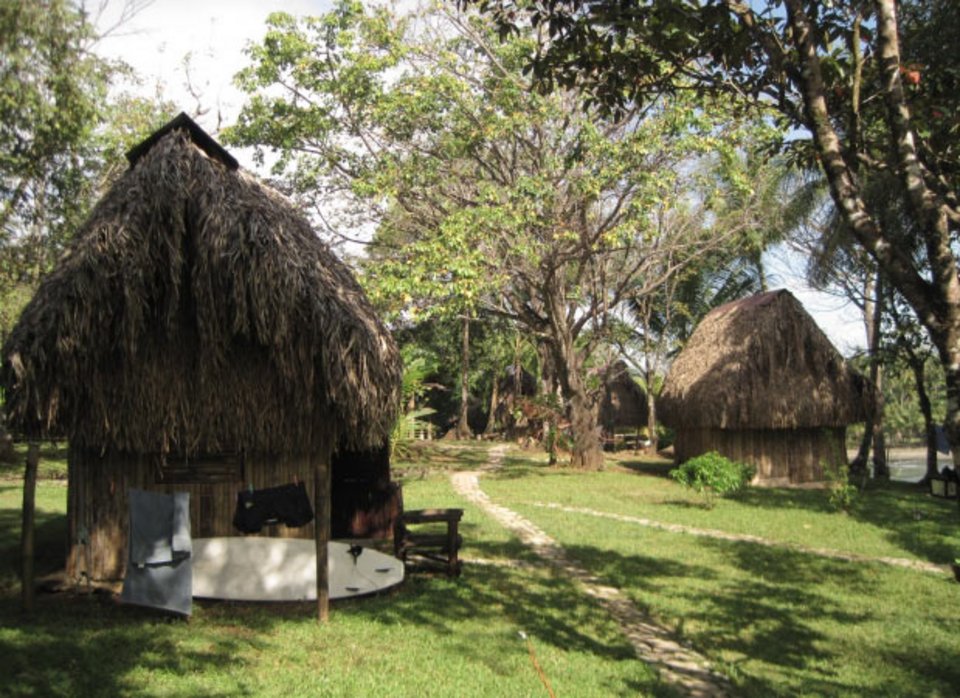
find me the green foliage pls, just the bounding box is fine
[0,1,174,337]
[824,461,859,513]
[471,0,960,464]
[670,451,754,505]
[389,346,438,459]
[0,0,106,267]
[229,1,783,466]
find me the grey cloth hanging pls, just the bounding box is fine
[120,489,192,616]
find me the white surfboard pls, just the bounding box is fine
[191,537,404,601]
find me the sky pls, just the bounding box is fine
[92,0,867,356]
[94,0,330,129]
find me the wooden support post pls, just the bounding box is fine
[21,442,40,613]
[315,450,331,623]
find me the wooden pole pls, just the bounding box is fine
[21,441,40,613]
[315,449,331,622]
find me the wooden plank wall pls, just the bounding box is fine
[66,446,324,581]
[673,427,847,484]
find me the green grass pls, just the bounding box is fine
[0,481,68,591]
[3,441,960,696]
[480,447,960,696]
[0,441,69,480]
[0,449,665,698]
[483,450,960,565]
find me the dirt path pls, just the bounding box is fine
[451,445,730,697]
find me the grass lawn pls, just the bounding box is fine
[0,443,664,698]
[483,446,960,696]
[2,440,959,696]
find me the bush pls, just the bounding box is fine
[671,452,755,506]
[824,461,859,513]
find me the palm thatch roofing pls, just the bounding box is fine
[659,289,868,430]
[498,364,537,396]
[2,113,401,455]
[599,360,649,429]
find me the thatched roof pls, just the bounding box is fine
[2,114,401,455]
[498,364,537,396]
[599,361,649,429]
[659,290,868,430]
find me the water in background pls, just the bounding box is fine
[853,448,932,483]
[887,458,926,483]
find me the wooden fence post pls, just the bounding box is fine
[315,450,331,623]
[21,442,40,613]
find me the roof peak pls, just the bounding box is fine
[125,111,239,171]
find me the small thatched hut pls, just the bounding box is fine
[598,361,649,438]
[2,113,401,581]
[659,290,868,484]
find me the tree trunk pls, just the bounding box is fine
[567,387,604,468]
[907,354,938,482]
[871,364,888,478]
[852,274,877,471]
[551,338,603,469]
[786,0,960,468]
[483,373,500,436]
[539,341,559,465]
[456,315,472,440]
[314,450,331,623]
[939,345,960,470]
[645,367,658,452]
[541,269,604,468]
[869,275,888,479]
[21,442,39,614]
[873,0,960,468]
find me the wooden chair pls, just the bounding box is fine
[393,487,464,576]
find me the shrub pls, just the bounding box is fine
[824,461,859,513]
[671,451,755,506]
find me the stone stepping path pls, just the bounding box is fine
[451,446,730,697]
[532,502,950,576]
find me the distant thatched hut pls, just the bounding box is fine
[2,114,401,581]
[599,361,649,437]
[660,290,868,484]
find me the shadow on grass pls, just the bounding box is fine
[0,488,66,591]
[0,492,672,698]
[733,480,960,564]
[661,499,713,510]
[700,537,960,697]
[487,462,579,481]
[877,634,960,696]
[0,441,69,479]
[0,593,255,698]
[560,537,907,697]
[616,458,677,480]
[342,539,681,698]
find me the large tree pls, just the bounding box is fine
[228,2,773,467]
[468,0,960,463]
[1,0,107,279]
[0,0,169,338]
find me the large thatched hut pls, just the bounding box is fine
[659,290,868,484]
[2,113,402,582]
[598,360,649,438]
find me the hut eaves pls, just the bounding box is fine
[2,117,400,456]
